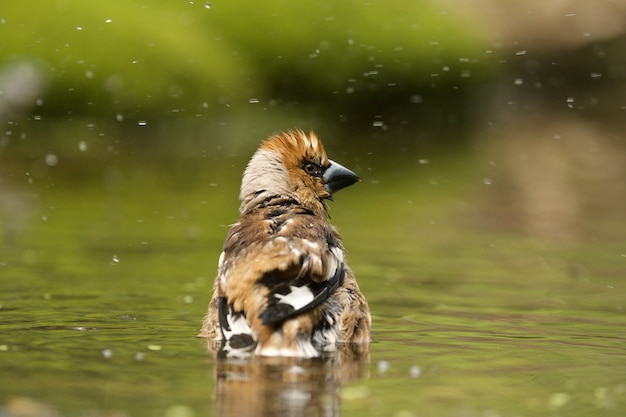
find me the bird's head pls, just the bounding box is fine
[239,130,359,216]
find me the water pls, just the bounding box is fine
[1,125,625,416]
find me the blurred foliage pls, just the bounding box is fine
[1,0,493,126]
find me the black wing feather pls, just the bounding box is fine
[216,296,231,332]
[258,262,345,326]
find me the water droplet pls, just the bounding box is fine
[204,2,211,9]
[105,18,112,23]
[377,360,390,373]
[111,254,119,263]
[409,365,421,378]
[483,178,492,185]
[102,349,113,359]
[116,113,124,122]
[548,392,570,410]
[248,98,259,104]
[135,352,145,361]
[138,121,147,126]
[78,141,88,152]
[85,70,94,79]
[76,25,83,31]
[514,78,523,86]
[45,153,58,166]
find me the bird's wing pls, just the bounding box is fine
[218,213,345,331]
[257,254,345,326]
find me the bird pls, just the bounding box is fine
[199,129,370,358]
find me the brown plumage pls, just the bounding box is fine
[199,130,370,357]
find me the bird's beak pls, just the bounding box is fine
[323,160,360,195]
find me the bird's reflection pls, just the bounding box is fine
[210,342,369,417]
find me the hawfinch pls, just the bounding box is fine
[200,130,371,358]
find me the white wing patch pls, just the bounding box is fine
[217,297,257,358]
[330,246,344,264]
[275,285,315,310]
[223,313,253,340]
[326,246,344,281]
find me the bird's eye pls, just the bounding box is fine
[303,162,321,176]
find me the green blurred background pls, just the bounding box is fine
[2,0,488,128]
[2,0,625,153]
[1,2,621,124]
[2,0,626,241]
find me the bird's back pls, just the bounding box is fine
[202,195,370,357]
